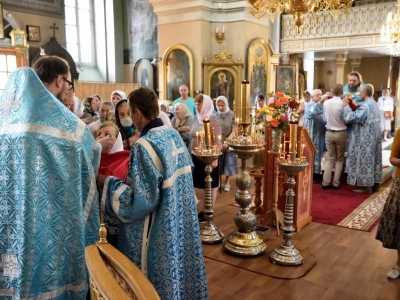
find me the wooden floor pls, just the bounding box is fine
[201,181,400,300]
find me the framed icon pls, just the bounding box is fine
[162,44,194,101]
[0,4,4,39]
[10,28,28,48]
[26,25,41,42]
[275,65,296,96]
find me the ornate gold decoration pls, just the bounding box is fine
[247,0,353,33]
[381,0,400,44]
[213,49,232,62]
[215,32,225,44]
[10,28,28,48]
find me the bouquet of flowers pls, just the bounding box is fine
[257,92,290,130]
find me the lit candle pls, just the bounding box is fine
[222,25,225,33]
[203,119,212,149]
[196,131,200,148]
[216,27,219,33]
[236,117,239,135]
[301,143,305,158]
[240,81,249,123]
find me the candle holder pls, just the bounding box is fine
[193,120,223,244]
[222,122,267,256]
[270,123,308,265]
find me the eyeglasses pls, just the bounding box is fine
[61,76,74,90]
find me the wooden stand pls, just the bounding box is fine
[260,126,316,231]
[250,171,264,216]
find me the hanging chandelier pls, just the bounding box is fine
[381,2,400,44]
[247,0,353,33]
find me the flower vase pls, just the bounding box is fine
[271,129,282,152]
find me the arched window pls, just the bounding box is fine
[64,0,94,65]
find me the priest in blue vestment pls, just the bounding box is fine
[343,71,364,106]
[342,84,382,193]
[98,87,209,300]
[0,66,102,299]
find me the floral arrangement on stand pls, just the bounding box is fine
[258,91,290,130]
[257,92,300,152]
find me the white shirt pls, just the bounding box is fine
[377,96,394,112]
[323,96,347,131]
[159,111,172,127]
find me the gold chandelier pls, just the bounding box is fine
[247,0,353,33]
[381,1,400,44]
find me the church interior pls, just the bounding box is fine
[0,0,399,299]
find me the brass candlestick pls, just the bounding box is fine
[222,123,267,256]
[270,123,307,265]
[194,121,223,244]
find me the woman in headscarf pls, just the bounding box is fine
[171,102,194,149]
[96,121,130,247]
[111,90,126,107]
[115,99,139,150]
[190,94,222,222]
[216,96,238,192]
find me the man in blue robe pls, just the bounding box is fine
[343,71,364,106]
[98,87,209,300]
[0,60,104,298]
[342,84,382,193]
[303,89,328,177]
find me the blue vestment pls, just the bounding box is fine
[101,122,209,300]
[303,101,326,174]
[342,98,382,186]
[0,68,101,299]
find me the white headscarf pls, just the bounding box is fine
[158,100,170,110]
[111,90,126,100]
[108,132,124,154]
[255,95,266,109]
[174,103,192,128]
[196,94,214,122]
[216,95,230,114]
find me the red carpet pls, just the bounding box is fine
[312,183,390,232]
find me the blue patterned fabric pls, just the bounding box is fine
[101,125,209,300]
[342,98,382,186]
[303,101,326,174]
[0,68,101,299]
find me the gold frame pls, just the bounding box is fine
[162,44,194,100]
[26,25,41,42]
[10,28,28,48]
[247,38,272,103]
[0,4,4,39]
[203,49,244,117]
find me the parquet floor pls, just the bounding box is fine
[200,180,400,300]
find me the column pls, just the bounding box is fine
[335,53,347,84]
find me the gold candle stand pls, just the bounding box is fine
[222,123,267,256]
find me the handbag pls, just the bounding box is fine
[384,111,393,118]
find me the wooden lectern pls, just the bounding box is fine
[261,126,316,231]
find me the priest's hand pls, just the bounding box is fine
[210,159,218,168]
[97,174,108,188]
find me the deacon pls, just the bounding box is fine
[97,87,209,300]
[342,84,382,193]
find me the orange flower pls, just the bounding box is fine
[270,119,278,127]
[280,98,289,104]
[274,100,282,107]
[276,92,285,98]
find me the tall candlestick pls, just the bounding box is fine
[289,123,298,153]
[240,80,249,123]
[196,131,200,148]
[203,120,212,149]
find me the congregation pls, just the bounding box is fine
[0,54,399,300]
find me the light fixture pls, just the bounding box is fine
[247,0,353,33]
[381,1,400,44]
